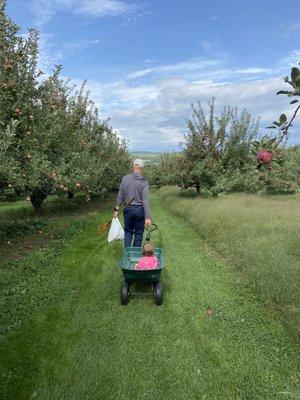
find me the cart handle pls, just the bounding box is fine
[145,223,158,233]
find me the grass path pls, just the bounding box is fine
[0,194,299,399]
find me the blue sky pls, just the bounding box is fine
[7,0,300,151]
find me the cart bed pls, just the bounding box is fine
[120,247,164,283]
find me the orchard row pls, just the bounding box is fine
[0,2,130,212]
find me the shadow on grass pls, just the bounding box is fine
[0,194,115,247]
[0,194,115,220]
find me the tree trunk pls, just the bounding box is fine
[195,181,201,195]
[14,187,22,198]
[30,188,47,215]
[67,191,74,199]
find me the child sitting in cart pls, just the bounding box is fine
[135,242,159,270]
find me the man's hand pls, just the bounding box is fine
[113,210,119,218]
[145,218,152,226]
[113,206,120,219]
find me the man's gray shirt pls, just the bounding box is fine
[116,172,150,218]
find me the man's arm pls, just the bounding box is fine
[142,181,152,225]
[116,178,125,207]
[114,178,125,217]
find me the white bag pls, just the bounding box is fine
[108,217,124,242]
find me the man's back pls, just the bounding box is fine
[117,172,150,219]
[115,159,152,248]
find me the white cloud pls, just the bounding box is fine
[64,0,136,16]
[32,0,139,26]
[32,0,55,26]
[38,32,64,69]
[200,40,213,53]
[36,35,101,72]
[280,21,300,37]
[78,58,300,150]
[125,58,282,84]
[55,52,300,150]
[126,59,224,79]
[235,68,272,75]
[63,39,101,52]
[276,50,300,68]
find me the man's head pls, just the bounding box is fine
[133,159,145,174]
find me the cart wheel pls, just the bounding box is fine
[154,282,163,306]
[120,282,130,305]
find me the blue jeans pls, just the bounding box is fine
[124,205,145,248]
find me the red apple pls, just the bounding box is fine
[257,149,272,164]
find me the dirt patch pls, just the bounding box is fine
[0,232,60,263]
[0,196,111,264]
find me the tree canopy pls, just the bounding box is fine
[0,2,130,211]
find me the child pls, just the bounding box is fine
[136,242,159,270]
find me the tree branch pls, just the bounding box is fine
[275,104,300,149]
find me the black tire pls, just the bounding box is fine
[154,282,163,306]
[120,282,130,305]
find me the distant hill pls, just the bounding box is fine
[130,151,162,165]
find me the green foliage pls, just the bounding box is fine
[266,63,300,146]
[145,152,179,186]
[0,3,130,211]
[278,66,300,100]
[176,99,259,195]
[194,157,298,195]
[227,166,298,194]
[155,97,299,196]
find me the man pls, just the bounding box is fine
[114,159,152,248]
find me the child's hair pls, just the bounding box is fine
[143,242,154,256]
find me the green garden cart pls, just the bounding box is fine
[119,224,164,306]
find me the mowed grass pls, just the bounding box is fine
[0,193,299,399]
[157,187,300,340]
[0,196,111,332]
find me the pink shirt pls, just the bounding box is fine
[136,255,159,270]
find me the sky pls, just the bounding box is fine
[6,0,300,151]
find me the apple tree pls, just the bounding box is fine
[0,2,130,212]
[177,99,259,195]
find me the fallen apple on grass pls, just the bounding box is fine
[205,307,214,318]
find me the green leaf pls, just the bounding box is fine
[266,126,276,129]
[277,90,294,96]
[276,90,289,95]
[290,99,299,104]
[272,121,281,127]
[279,114,287,125]
[291,67,300,83]
[288,81,297,89]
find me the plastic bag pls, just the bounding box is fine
[108,217,124,242]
